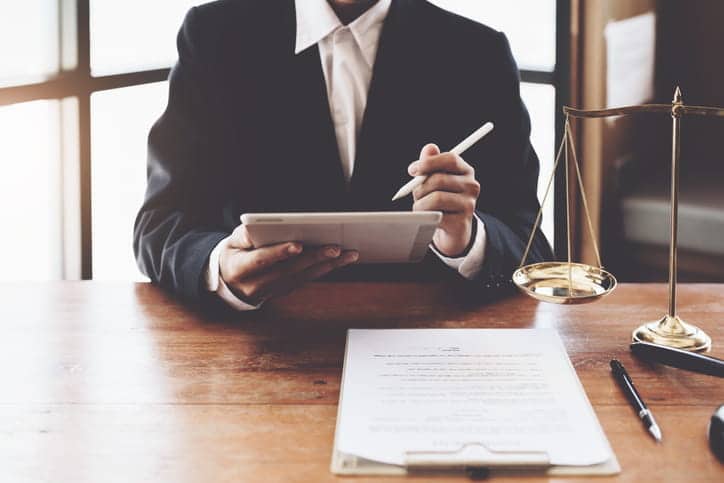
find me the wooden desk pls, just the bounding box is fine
[0,283,722,482]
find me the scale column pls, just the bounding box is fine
[632,87,711,351]
[668,86,682,317]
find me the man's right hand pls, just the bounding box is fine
[219,225,359,305]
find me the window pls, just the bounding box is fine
[0,1,568,281]
[0,100,63,280]
[520,83,556,243]
[89,0,198,75]
[91,82,169,281]
[0,0,60,87]
[0,1,187,280]
[429,0,556,71]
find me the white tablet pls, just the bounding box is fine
[240,211,442,263]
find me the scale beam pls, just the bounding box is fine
[563,103,724,118]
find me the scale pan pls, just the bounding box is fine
[513,262,617,305]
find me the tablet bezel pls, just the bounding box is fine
[241,211,442,226]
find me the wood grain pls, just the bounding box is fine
[0,282,722,482]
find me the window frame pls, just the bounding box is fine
[0,0,571,280]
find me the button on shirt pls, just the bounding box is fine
[205,0,487,310]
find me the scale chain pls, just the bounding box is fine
[518,119,568,268]
[565,118,603,268]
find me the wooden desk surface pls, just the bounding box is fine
[0,282,722,482]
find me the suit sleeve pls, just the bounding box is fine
[133,7,228,303]
[472,32,554,284]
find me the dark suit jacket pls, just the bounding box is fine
[134,0,553,305]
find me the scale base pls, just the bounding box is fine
[632,315,711,352]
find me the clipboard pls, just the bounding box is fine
[329,329,621,477]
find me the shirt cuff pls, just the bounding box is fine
[430,215,487,280]
[205,236,263,311]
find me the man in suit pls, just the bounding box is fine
[134,0,553,310]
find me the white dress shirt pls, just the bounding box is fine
[205,0,487,310]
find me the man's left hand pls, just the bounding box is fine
[410,144,480,257]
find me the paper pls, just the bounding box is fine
[605,12,656,108]
[335,329,612,467]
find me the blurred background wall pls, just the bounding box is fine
[576,0,724,281]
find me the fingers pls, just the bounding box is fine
[412,172,480,200]
[230,241,303,279]
[270,245,344,278]
[419,143,440,158]
[413,190,476,216]
[409,151,474,177]
[227,225,254,250]
[236,248,359,304]
[247,245,342,289]
[264,250,360,300]
[302,250,360,280]
[435,212,470,234]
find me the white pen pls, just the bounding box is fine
[391,121,495,201]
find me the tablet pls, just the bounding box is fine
[240,212,442,263]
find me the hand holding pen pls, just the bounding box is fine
[392,122,494,257]
[392,122,494,201]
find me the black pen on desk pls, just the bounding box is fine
[610,359,662,443]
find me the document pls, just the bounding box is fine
[333,329,616,473]
[605,12,656,108]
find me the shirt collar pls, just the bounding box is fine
[294,0,392,66]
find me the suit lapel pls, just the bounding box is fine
[277,0,348,209]
[350,0,421,210]
[291,46,347,185]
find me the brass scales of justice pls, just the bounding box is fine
[513,87,724,352]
